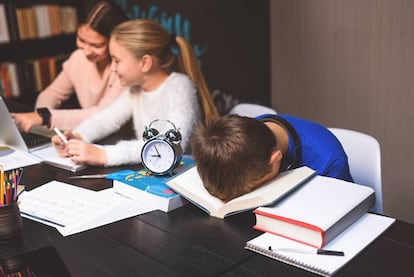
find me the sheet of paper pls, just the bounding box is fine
[0,146,40,170]
[18,181,156,236]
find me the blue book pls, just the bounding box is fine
[107,156,194,212]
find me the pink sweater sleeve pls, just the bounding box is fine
[35,49,123,130]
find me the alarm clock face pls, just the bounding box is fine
[141,139,179,175]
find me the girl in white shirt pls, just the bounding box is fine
[52,19,218,166]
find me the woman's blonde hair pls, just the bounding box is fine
[111,19,218,121]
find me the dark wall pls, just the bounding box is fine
[270,0,414,223]
[85,0,270,114]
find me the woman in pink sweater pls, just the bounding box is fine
[12,1,128,132]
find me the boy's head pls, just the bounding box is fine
[191,115,282,202]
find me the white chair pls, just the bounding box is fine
[228,103,277,117]
[328,128,383,214]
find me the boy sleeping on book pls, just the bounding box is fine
[191,114,353,202]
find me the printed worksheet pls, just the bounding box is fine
[18,180,156,236]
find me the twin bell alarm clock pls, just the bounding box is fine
[141,119,183,175]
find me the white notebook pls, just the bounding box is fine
[245,213,395,277]
[31,145,86,172]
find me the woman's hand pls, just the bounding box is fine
[11,112,42,132]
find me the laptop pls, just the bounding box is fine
[0,96,51,152]
[0,97,85,172]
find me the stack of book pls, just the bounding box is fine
[14,4,78,40]
[244,175,395,276]
[0,54,67,98]
[166,165,396,276]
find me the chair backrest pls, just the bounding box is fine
[328,128,383,214]
[228,103,277,117]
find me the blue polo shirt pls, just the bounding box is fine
[256,114,353,182]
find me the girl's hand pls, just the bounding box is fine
[51,130,78,157]
[66,139,107,166]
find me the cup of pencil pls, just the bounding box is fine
[0,166,23,243]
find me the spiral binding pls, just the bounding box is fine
[245,243,330,277]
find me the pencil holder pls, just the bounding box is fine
[0,200,22,243]
[0,256,23,276]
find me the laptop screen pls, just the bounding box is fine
[0,97,50,152]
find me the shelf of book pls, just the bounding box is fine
[0,0,80,101]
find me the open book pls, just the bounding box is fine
[166,166,316,219]
[253,175,375,248]
[246,213,395,277]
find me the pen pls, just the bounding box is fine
[20,211,66,227]
[53,126,68,144]
[0,165,4,206]
[268,246,345,256]
[67,174,108,179]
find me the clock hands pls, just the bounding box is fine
[151,145,161,158]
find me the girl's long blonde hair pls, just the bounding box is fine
[111,19,218,121]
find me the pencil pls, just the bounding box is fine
[5,174,11,205]
[12,170,16,201]
[0,165,4,206]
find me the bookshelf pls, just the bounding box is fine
[0,0,81,106]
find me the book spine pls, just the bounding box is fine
[31,59,42,92]
[324,192,375,245]
[38,57,51,90]
[2,2,18,42]
[21,60,36,95]
[113,180,174,212]
[7,63,21,97]
[16,8,27,40]
[25,7,37,39]
[48,5,61,36]
[0,3,10,44]
[0,65,11,98]
[34,5,48,38]
[15,62,26,98]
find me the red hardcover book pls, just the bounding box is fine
[253,175,375,248]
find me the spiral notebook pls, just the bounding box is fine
[245,213,395,277]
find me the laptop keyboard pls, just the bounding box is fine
[20,132,51,149]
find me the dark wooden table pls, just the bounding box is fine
[2,99,414,276]
[0,162,413,277]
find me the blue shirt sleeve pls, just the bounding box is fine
[323,156,354,182]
